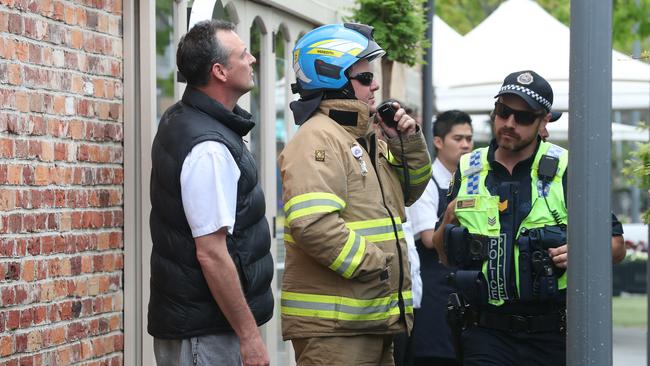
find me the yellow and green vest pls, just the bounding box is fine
[455,141,568,306]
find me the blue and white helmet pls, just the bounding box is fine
[293,23,385,92]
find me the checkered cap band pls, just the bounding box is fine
[467,151,482,195]
[500,84,552,111]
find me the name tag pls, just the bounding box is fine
[457,198,476,209]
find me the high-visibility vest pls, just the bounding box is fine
[455,141,568,306]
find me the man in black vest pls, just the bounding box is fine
[407,111,473,366]
[149,20,273,366]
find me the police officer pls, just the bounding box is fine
[432,70,626,366]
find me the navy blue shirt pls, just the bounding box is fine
[447,138,623,315]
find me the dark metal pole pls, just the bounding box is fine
[567,1,613,365]
[422,0,434,159]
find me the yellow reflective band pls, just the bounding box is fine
[410,165,432,185]
[284,192,346,225]
[346,217,403,229]
[329,231,365,278]
[348,48,362,56]
[283,233,295,244]
[281,291,405,321]
[346,218,404,243]
[394,165,433,185]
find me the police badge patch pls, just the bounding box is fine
[516,72,534,85]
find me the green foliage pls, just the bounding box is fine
[435,0,650,56]
[623,123,650,224]
[157,71,175,98]
[348,0,428,66]
[435,0,501,34]
[156,0,173,56]
[612,0,650,54]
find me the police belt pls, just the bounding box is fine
[474,310,566,334]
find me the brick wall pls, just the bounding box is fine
[0,0,124,365]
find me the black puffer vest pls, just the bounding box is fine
[148,87,274,339]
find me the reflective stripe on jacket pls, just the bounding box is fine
[278,99,431,339]
[455,141,568,306]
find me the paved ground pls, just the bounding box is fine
[614,327,646,365]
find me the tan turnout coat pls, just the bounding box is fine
[278,99,431,340]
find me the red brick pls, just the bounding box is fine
[6,310,19,329]
[22,166,34,185]
[15,285,28,304]
[0,189,15,210]
[19,308,33,328]
[67,322,87,341]
[8,63,22,85]
[14,333,27,353]
[26,330,42,352]
[26,237,40,256]
[34,165,49,186]
[39,0,53,17]
[8,13,23,35]
[53,1,64,20]
[70,29,82,49]
[29,93,44,113]
[64,4,75,24]
[0,139,14,158]
[0,11,8,32]
[49,326,65,346]
[41,236,54,254]
[15,92,29,112]
[21,259,34,281]
[28,43,41,64]
[14,238,26,256]
[33,306,46,325]
[20,355,34,366]
[58,300,72,321]
[6,261,21,280]
[36,260,47,280]
[75,6,86,25]
[30,115,46,135]
[112,0,122,14]
[57,346,71,365]
[0,335,13,357]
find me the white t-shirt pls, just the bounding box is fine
[402,221,422,308]
[406,158,453,238]
[180,141,241,237]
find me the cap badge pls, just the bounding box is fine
[516,72,534,85]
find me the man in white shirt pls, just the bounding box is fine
[149,20,273,366]
[407,110,473,366]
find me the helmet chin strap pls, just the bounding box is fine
[322,82,356,100]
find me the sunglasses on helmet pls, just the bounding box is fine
[349,72,374,86]
[494,102,545,126]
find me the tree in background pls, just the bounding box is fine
[348,0,428,98]
[436,0,650,57]
[624,126,650,224]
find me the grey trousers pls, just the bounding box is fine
[154,333,242,366]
